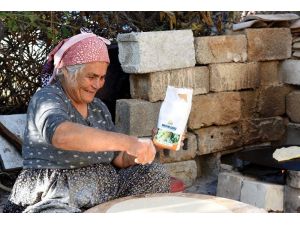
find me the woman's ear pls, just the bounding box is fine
[61,67,68,77]
[61,67,72,83]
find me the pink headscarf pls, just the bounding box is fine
[45,31,111,85]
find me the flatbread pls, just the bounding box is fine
[273,146,300,161]
[106,196,232,213]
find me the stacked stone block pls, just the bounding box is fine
[281,59,300,148]
[280,55,300,212]
[116,28,294,188]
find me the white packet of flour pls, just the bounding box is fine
[153,86,193,151]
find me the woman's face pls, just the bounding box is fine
[63,61,108,105]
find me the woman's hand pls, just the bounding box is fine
[126,138,156,165]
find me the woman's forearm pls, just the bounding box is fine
[52,121,137,152]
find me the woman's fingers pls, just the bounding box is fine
[134,138,156,165]
[152,128,158,139]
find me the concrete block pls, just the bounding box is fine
[130,66,209,102]
[282,122,300,146]
[115,99,161,137]
[241,179,284,212]
[210,62,259,92]
[216,172,245,201]
[198,152,221,177]
[246,28,292,61]
[286,91,300,123]
[117,30,196,73]
[241,117,285,145]
[157,132,197,163]
[194,35,247,64]
[188,92,241,130]
[195,123,243,155]
[257,85,294,117]
[286,170,300,189]
[259,61,282,86]
[163,160,198,187]
[280,60,300,85]
[0,114,26,170]
[284,185,300,212]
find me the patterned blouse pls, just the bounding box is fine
[22,81,117,169]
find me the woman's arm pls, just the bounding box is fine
[52,121,136,152]
[52,121,156,164]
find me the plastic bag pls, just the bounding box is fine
[153,86,193,151]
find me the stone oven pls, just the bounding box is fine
[218,144,300,212]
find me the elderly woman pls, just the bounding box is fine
[3,32,170,213]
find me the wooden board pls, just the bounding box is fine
[243,13,299,22]
[0,114,26,170]
[85,193,266,213]
[233,20,268,31]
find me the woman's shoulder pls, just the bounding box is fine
[92,97,107,107]
[34,83,64,98]
[92,98,110,113]
[29,84,66,107]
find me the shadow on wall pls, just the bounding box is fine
[96,44,131,122]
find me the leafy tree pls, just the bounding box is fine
[0,11,240,114]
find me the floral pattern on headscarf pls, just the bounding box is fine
[40,30,110,87]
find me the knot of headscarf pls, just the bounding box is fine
[41,30,111,86]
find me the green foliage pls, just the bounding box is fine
[0,11,240,114]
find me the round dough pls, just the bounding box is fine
[106,196,232,213]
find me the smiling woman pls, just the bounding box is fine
[3,31,170,213]
[58,62,108,116]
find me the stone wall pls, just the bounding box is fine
[116,28,295,187]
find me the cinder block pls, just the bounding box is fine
[157,132,197,163]
[246,28,292,61]
[284,185,300,212]
[117,30,196,73]
[282,122,300,146]
[130,66,209,102]
[241,117,285,145]
[286,170,300,189]
[217,172,255,201]
[0,114,26,170]
[195,123,243,155]
[217,172,243,200]
[280,60,300,85]
[286,91,300,123]
[259,61,282,86]
[194,35,247,64]
[188,92,241,129]
[210,62,259,92]
[257,85,294,117]
[241,179,284,212]
[115,99,161,137]
[163,160,198,187]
